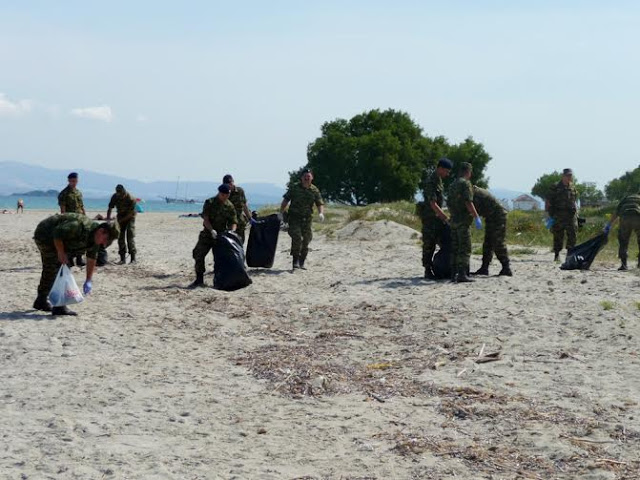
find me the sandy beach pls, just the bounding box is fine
[1,211,639,479]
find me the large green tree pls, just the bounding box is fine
[605,165,640,201]
[296,109,492,205]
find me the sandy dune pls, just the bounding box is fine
[1,212,639,479]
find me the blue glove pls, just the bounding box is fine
[604,222,612,234]
[83,280,93,295]
[474,217,482,230]
[545,217,555,229]
[250,217,258,226]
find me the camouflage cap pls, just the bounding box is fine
[460,162,473,174]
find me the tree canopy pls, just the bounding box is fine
[605,165,640,201]
[291,109,491,205]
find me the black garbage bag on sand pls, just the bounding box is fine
[432,224,452,280]
[560,233,608,270]
[213,231,253,291]
[246,213,280,268]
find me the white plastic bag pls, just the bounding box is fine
[48,265,84,307]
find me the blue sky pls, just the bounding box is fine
[1,1,638,191]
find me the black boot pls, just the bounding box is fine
[118,253,126,265]
[292,257,300,269]
[473,264,489,275]
[52,305,77,316]
[619,256,629,271]
[498,262,513,276]
[456,266,474,283]
[299,255,307,270]
[554,252,560,262]
[188,273,205,288]
[33,294,52,312]
[75,256,86,267]
[130,253,137,264]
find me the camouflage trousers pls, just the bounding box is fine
[422,217,447,267]
[35,240,61,297]
[118,217,136,256]
[236,222,246,245]
[288,216,312,260]
[551,215,577,253]
[192,230,216,275]
[482,215,509,266]
[450,220,472,271]
[618,215,640,260]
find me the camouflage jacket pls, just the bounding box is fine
[283,183,324,221]
[229,186,248,226]
[547,181,577,218]
[473,186,507,220]
[616,194,640,217]
[420,170,444,219]
[58,186,85,213]
[447,178,474,224]
[108,191,137,220]
[34,213,100,259]
[201,196,238,233]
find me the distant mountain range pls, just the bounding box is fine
[0,161,285,205]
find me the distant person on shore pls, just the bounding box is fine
[32,213,118,315]
[17,198,24,213]
[58,172,87,267]
[223,174,253,244]
[280,168,324,270]
[188,184,238,288]
[419,158,452,279]
[447,162,482,283]
[604,193,640,270]
[546,168,578,262]
[107,184,138,264]
[472,186,512,276]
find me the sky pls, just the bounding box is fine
[1,0,639,191]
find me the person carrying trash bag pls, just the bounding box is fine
[603,193,640,270]
[546,168,578,262]
[189,184,238,288]
[419,158,452,279]
[32,213,119,316]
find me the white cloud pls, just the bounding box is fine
[0,93,33,116]
[70,105,113,122]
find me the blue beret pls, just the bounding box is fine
[437,158,453,170]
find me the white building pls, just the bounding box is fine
[512,194,540,211]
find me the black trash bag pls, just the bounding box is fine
[246,213,280,268]
[213,231,253,291]
[96,246,108,266]
[560,233,608,270]
[432,224,452,280]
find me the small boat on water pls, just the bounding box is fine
[164,177,196,204]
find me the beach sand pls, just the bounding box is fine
[1,212,639,479]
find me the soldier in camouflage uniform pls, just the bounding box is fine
[546,168,578,261]
[189,184,238,288]
[447,163,482,283]
[107,184,138,264]
[223,174,253,244]
[604,193,640,270]
[419,158,452,279]
[58,172,87,267]
[32,213,118,316]
[472,186,512,276]
[280,168,324,270]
